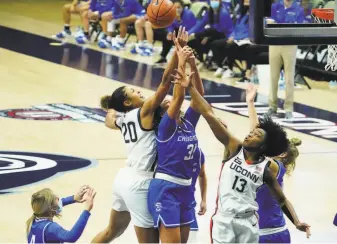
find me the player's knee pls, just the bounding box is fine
[145,21,152,30]
[63,3,72,12]
[135,18,143,28]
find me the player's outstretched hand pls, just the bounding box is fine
[198,201,207,215]
[171,69,194,88]
[74,185,90,203]
[246,83,257,103]
[173,26,189,47]
[296,222,311,238]
[83,188,97,212]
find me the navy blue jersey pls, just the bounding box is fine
[156,107,201,180]
[257,160,287,229]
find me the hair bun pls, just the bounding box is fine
[100,95,111,110]
[290,138,302,146]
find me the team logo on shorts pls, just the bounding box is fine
[155,202,162,212]
[0,104,106,123]
[0,151,95,194]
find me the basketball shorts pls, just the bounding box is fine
[211,212,259,243]
[190,211,199,231]
[147,178,195,228]
[259,229,291,243]
[111,167,154,228]
[93,5,112,15]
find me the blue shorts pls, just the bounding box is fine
[147,179,195,228]
[259,229,291,243]
[190,211,199,231]
[92,5,111,15]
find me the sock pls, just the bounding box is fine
[64,24,70,32]
[107,21,116,32]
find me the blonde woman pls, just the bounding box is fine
[27,186,96,243]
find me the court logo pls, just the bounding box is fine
[0,151,95,194]
[0,104,106,123]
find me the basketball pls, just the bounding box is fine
[147,0,176,28]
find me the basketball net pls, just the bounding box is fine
[312,9,337,71]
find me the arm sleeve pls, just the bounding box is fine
[188,13,209,34]
[45,210,91,243]
[61,196,75,207]
[186,11,197,34]
[183,106,201,128]
[157,113,177,141]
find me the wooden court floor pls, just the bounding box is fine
[0,1,337,243]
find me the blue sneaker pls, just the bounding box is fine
[75,35,89,44]
[53,30,71,39]
[98,38,111,49]
[141,48,154,56]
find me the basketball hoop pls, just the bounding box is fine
[312,9,337,71]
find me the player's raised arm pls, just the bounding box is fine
[140,26,188,120]
[182,83,241,156]
[264,162,311,239]
[246,83,259,131]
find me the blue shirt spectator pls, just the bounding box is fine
[90,0,114,13]
[229,13,249,40]
[271,0,305,23]
[111,0,144,19]
[189,5,233,37]
[167,8,197,34]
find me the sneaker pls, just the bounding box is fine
[98,38,111,48]
[155,57,167,64]
[111,36,126,50]
[266,108,277,117]
[214,67,224,77]
[74,27,84,38]
[221,69,234,79]
[53,30,71,39]
[141,48,154,56]
[130,43,146,54]
[75,35,89,44]
[285,111,293,120]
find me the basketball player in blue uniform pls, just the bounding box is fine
[174,78,310,243]
[147,39,205,243]
[92,27,190,243]
[27,186,96,243]
[246,84,304,243]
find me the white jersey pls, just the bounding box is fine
[115,108,157,172]
[217,147,269,215]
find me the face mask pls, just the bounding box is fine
[210,1,220,9]
[55,200,63,215]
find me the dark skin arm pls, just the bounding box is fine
[188,85,241,157]
[264,160,311,238]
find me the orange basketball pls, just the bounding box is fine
[147,0,176,28]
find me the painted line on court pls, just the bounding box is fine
[185,95,231,98]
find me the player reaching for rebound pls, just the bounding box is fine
[92,27,189,243]
[173,77,310,243]
[147,39,205,243]
[245,84,308,243]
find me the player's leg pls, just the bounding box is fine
[53,3,73,39]
[91,209,131,242]
[210,214,236,243]
[281,45,297,119]
[180,225,190,243]
[97,11,114,48]
[259,229,291,243]
[268,45,283,116]
[134,226,159,243]
[112,15,138,50]
[235,214,259,243]
[75,10,91,43]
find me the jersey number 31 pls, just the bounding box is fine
[184,144,197,160]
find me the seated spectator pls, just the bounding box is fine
[266,0,304,119]
[210,0,250,79]
[187,0,233,69]
[53,0,90,39]
[155,0,197,63]
[27,186,96,243]
[98,0,145,49]
[76,0,114,44]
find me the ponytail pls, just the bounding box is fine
[100,95,111,110]
[26,214,35,236]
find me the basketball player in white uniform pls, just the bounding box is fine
[92,27,190,243]
[173,77,310,243]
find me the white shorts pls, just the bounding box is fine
[211,212,259,243]
[112,167,154,228]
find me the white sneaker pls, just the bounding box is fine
[221,69,234,79]
[214,67,224,77]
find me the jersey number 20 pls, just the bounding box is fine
[232,175,247,192]
[122,122,138,143]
